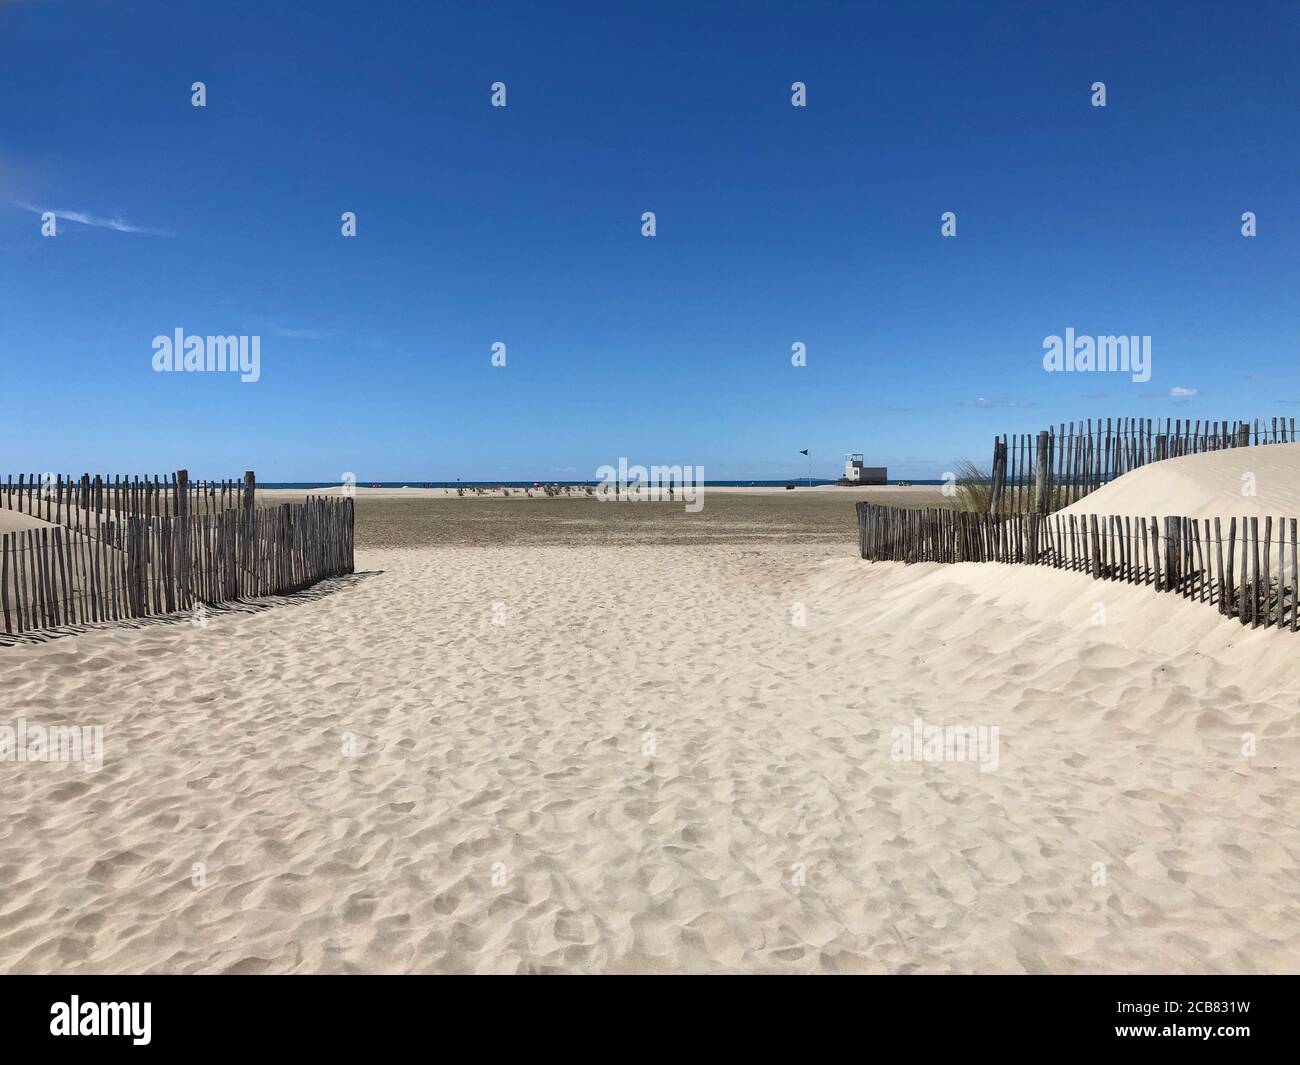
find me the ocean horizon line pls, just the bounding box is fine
[252,478,947,489]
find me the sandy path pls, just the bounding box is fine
[0,544,1296,973]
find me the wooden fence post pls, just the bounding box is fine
[240,471,256,597]
[130,516,146,617]
[1034,429,1051,514]
[176,469,190,608]
[1029,430,1050,559]
[988,440,1007,516]
[1165,517,1181,594]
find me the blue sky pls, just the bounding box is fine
[1,0,1297,480]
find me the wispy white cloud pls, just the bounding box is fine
[14,201,172,236]
[955,397,1036,409]
[271,326,332,340]
[1169,386,1198,397]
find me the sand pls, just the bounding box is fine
[258,485,942,500]
[1063,442,1300,521]
[0,509,60,536]
[0,459,1296,973]
[262,484,948,549]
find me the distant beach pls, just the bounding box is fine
[252,479,949,490]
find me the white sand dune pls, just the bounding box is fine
[0,509,59,536]
[0,526,1296,972]
[1062,442,1300,520]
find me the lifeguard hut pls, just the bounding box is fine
[838,453,887,485]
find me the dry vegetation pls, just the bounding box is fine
[952,460,992,513]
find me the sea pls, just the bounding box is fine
[255,479,945,489]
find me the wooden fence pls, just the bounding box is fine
[857,502,1299,631]
[989,416,1298,514]
[0,469,354,639]
[1,469,257,524]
